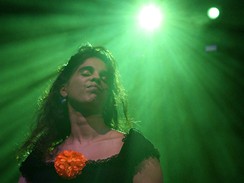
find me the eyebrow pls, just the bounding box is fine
[78,66,94,72]
[79,65,93,70]
[78,66,109,75]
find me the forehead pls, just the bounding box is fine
[77,57,108,71]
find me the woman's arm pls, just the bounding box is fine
[18,175,28,183]
[133,157,163,183]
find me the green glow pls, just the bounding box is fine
[0,1,243,183]
[138,4,163,32]
[208,7,220,19]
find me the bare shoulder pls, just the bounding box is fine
[133,157,163,183]
[18,175,28,183]
[100,130,125,151]
[109,130,125,139]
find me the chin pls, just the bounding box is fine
[86,95,98,102]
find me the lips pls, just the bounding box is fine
[87,84,102,92]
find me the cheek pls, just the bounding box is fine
[70,77,87,89]
[102,81,110,90]
[67,81,85,97]
[103,89,111,101]
[102,82,109,94]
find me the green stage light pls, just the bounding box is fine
[207,7,220,19]
[138,4,163,32]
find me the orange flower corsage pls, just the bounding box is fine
[54,150,87,179]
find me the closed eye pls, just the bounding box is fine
[100,72,110,82]
[79,67,93,76]
[78,66,110,82]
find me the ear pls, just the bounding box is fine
[60,85,68,97]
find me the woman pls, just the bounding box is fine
[18,44,163,183]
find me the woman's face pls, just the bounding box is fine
[60,57,110,113]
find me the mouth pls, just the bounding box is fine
[87,84,102,93]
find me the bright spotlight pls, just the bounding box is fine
[138,4,163,32]
[207,7,220,19]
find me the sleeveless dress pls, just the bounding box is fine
[20,129,160,183]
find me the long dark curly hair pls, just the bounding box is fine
[17,44,131,162]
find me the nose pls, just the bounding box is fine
[91,72,101,83]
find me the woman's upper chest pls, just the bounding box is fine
[55,131,125,161]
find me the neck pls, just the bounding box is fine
[67,103,110,144]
